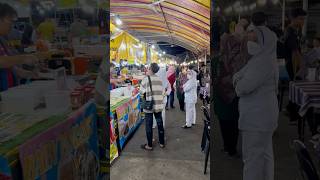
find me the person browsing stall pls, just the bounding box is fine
[233,12,279,180]
[182,66,198,128]
[153,66,171,129]
[140,63,165,150]
[0,3,41,92]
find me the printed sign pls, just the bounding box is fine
[116,102,129,149]
[110,112,119,164]
[19,101,99,180]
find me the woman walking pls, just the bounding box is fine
[182,66,198,128]
[176,66,188,111]
[140,63,165,150]
[233,12,279,180]
[166,65,176,109]
[153,66,171,129]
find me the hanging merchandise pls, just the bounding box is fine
[110,28,146,64]
[150,48,159,63]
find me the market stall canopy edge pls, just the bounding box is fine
[110,0,210,54]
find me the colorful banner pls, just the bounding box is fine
[110,112,119,164]
[19,101,99,180]
[127,95,142,133]
[110,30,146,64]
[0,157,11,180]
[116,102,129,149]
[151,48,159,63]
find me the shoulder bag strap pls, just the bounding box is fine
[147,75,154,100]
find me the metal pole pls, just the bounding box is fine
[197,55,200,71]
[302,0,308,37]
[282,0,286,31]
[204,51,207,74]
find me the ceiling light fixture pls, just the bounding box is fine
[115,17,122,26]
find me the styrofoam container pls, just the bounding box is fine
[123,86,134,96]
[110,87,124,97]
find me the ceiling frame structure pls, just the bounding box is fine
[110,0,210,54]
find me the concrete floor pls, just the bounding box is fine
[211,111,302,180]
[111,94,315,180]
[111,98,210,180]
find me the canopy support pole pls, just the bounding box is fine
[204,51,207,74]
[282,0,286,31]
[302,0,308,37]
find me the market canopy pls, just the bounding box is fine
[110,0,210,54]
[110,27,147,64]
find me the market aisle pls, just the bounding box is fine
[111,97,210,180]
[211,97,301,180]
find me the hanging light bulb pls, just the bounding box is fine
[224,6,232,14]
[151,45,155,49]
[257,0,267,6]
[243,5,249,12]
[249,3,257,10]
[115,17,122,26]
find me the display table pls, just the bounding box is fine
[289,81,320,141]
[0,101,100,180]
[110,94,142,164]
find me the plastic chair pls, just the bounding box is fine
[201,105,211,174]
[293,140,320,180]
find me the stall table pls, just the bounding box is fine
[0,101,100,180]
[289,81,320,141]
[110,94,142,164]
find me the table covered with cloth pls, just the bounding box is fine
[289,81,320,117]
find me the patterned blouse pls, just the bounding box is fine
[0,37,17,92]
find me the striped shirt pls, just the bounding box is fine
[140,74,164,113]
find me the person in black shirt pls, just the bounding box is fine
[284,8,307,81]
[284,8,307,123]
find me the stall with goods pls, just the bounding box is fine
[109,85,142,164]
[0,1,109,179]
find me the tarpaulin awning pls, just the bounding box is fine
[111,0,210,54]
[110,30,147,64]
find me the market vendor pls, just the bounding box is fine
[69,16,89,40]
[37,17,56,42]
[110,63,122,89]
[120,66,129,76]
[95,58,107,105]
[0,3,49,92]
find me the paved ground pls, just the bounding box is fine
[111,97,210,180]
[211,111,302,180]
[111,93,316,180]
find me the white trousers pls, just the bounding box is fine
[242,131,274,180]
[185,103,196,127]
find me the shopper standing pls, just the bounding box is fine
[233,12,279,180]
[153,66,171,129]
[284,8,307,123]
[182,66,197,128]
[0,3,42,92]
[176,66,188,111]
[214,18,249,157]
[284,8,307,81]
[166,65,176,109]
[140,63,165,150]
